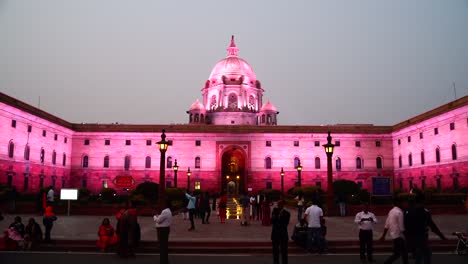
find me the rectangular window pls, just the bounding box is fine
[398,139,401,145]
[450,122,455,130]
[23,177,29,191]
[314,141,320,147]
[195,140,201,146]
[375,141,381,147]
[27,125,32,133]
[105,139,110,145]
[125,140,131,146]
[64,137,67,144]
[11,120,16,128]
[194,181,201,190]
[407,136,411,143]
[436,178,441,191]
[146,140,152,146]
[315,182,322,188]
[166,181,172,188]
[434,127,438,135]
[84,139,90,145]
[266,182,272,190]
[266,141,271,147]
[82,179,87,188]
[294,141,299,147]
[355,141,361,147]
[42,130,46,137]
[54,134,58,141]
[335,141,340,147]
[39,177,44,188]
[419,132,423,139]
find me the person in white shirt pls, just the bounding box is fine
[154,200,172,264]
[303,198,325,254]
[294,194,304,222]
[355,203,377,262]
[46,186,54,205]
[380,197,408,264]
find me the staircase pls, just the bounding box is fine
[226,196,241,220]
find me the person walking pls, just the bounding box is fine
[249,194,257,221]
[271,200,290,264]
[154,199,172,264]
[239,192,250,226]
[43,206,57,243]
[380,197,408,264]
[185,191,196,230]
[117,201,139,258]
[294,194,304,223]
[404,194,446,264]
[355,203,377,262]
[200,192,211,224]
[304,198,325,254]
[218,192,227,223]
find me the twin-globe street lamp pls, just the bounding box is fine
[172,159,178,188]
[296,160,303,187]
[323,131,335,215]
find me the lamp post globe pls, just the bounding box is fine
[173,159,179,188]
[157,129,170,209]
[323,131,335,216]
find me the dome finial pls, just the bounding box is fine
[227,35,239,57]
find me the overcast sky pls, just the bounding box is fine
[1,0,467,126]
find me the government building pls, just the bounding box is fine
[1,37,467,195]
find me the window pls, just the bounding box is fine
[409,179,413,189]
[167,156,173,168]
[335,141,340,147]
[356,157,362,169]
[421,151,425,165]
[408,153,413,167]
[450,122,455,130]
[336,157,342,171]
[435,148,441,163]
[266,182,272,190]
[124,156,131,170]
[419,132,423,139]
[82,155,89,168]
[62,176,66,188]
[294,141,299,147]
[314,141,320,147]
[195,140,201,146]
[8,141,14,158]
[62,153,66,166]
[11,120,16,128]
[407,136,411,143]
[42,130,46,137]
[266,141,271,147]
[228,93,238,110]
[54,134,58,141]
[52,151,56,165]
[434,128,438,135]
[294,157,300,168]
[376,157,383,169]
[23,177,29,191]
[82,179,87,188]
[421,179,426,190]
[355,141,361,147]
[64,137,67,144]
[24,145,30,160]
[105,139,110,145]
[40,149,45,164]
[453,177,459,190]
[125,140,131,146]
[315,157,321,169]
[104,156,110,168]
[398,139,401,145]
[146,140,152,146]
[375,141,381,147]
[398,155,402,168]
[265,157,272,169]
[145,156,151,169]
[27,125,32,133]
[195,157,201,169]
[452,144,457,160]
[195,182,201,190]
[84,139,90,145]
[436,178,441,191]
[315,182,322,188]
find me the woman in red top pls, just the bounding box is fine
[261,197,272,226]
[97,218,117,252]
[218,192,227,223]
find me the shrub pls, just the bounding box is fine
[262,189,282,201]
[165,188,185,209]
[99,188,117,203]
[134,182,159,202]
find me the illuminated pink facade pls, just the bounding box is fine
[1,37,467,195]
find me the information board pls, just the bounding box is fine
[60,188,78,200]
[372,177,391,196]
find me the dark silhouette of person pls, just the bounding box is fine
[271,200,290,264]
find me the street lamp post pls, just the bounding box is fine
[296,160,303,187]
[323,131,335,216]
[280,167,285,196]
[173,159,179,188]
[187,167,191,191]
[157,129,169,209]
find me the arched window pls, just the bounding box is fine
[435,148,440,163]
[356,157,362,169]
[189,114,193,123]
[265,157,272,169]
[124,156,131,171]
[8,141,14,158]
[62,153,66,166]
[408,153,413,167]
[194,114,199,122]
[103,156,109,168]
[335,157,342,171]
[248,95,255,109]
[167,156,172,168]
[267,115,271,124]
[228,93,238,110]
[376,157,383,169]
[210,95,217,109]
[420,151,425,165]
[52,151,57,165]
[195,157,201,169]
[145,156,151,169]
[82,155,89,168]
[452,144,457,160]
[294,157,300,168]
[24,145,30,161]
[40,149,45,164]
[315,157,321,169]
[200,114,205,123]
[398,155,402,168]
[261,114,266,123]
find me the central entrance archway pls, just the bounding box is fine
[221,147,246,196]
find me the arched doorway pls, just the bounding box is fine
[221,147,246,196]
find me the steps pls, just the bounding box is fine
[226,197,241,220]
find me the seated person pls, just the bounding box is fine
[9,216,25,238]
[24,218,43,250]
[291,219,308,247]
[97,218,118,251]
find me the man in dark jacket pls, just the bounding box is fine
[271,200,290,264]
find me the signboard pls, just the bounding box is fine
[60,188,78,200]
[372,177,391,196]
[114,176,135,188]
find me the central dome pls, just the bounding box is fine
[208,36,256,82]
